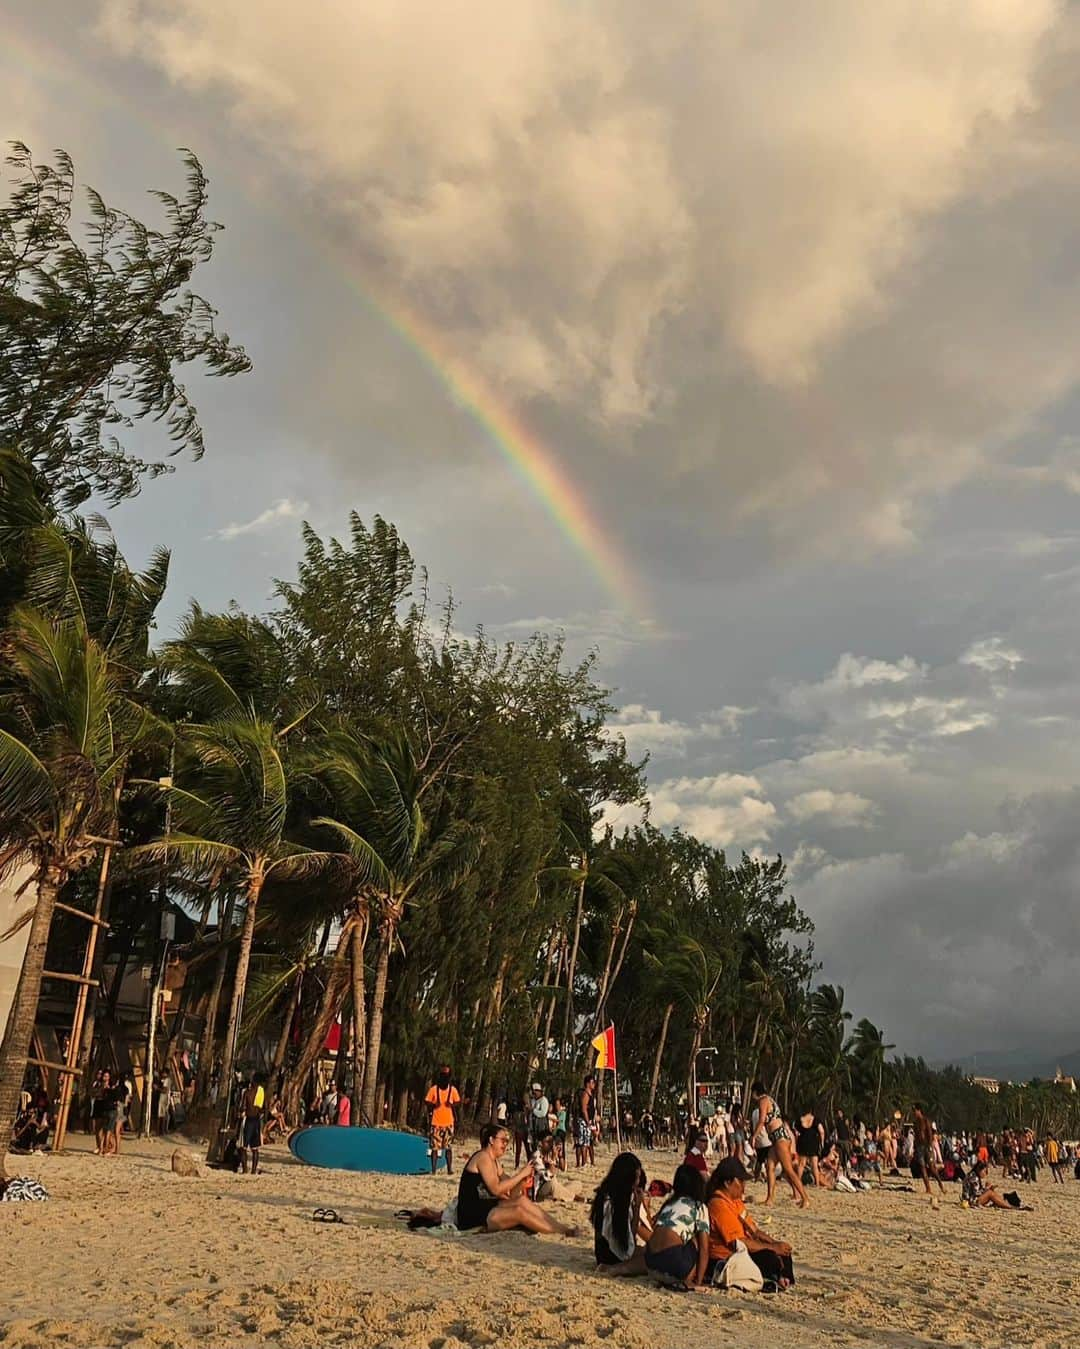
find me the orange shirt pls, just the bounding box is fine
[425,1084,460,1129]
[707,1192,751,1261]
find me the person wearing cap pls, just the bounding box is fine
[706,1156,795,1289]
[425,1066,461,1175]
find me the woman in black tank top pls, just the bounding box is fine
[457,1124,579,1235]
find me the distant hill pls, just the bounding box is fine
[931,1045,1080,1084]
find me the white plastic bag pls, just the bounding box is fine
[715,1240,764,1292]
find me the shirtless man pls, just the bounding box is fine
[912,1104,944,1196]
[240,1072,266,1175]
[576,1074,598,1168]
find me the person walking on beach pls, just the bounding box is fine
[1046,1134,1065,1184]
[425,1065,460,1175]
[751,1082,809,1208]
[912,1104,944,1196]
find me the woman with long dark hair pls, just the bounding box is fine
[643,1163,711,1289]
[589,1151,652,1274]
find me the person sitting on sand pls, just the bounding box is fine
[262,1092,289,1142]
[963,1161,1034,1210]
[750,1082,809,1208]
[643,1163,711,1290]
[683,1129,710,1176]
[591,1152,653,1275]
[706,1156,795,1289]
[10,1089,51,1153]
[457,1124,578,1236]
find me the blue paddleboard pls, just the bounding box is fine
[288,1125,446,1174]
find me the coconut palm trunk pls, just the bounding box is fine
[646,1002,674,1114]
[271,960,305,1081]
[0,867,63,1176]
[217,869,263,1096]
[361,911,394,1123]
[195,892,235,1104]
[283,918,358,1121]
[350,914,369,1123]
[560,877,586,1065]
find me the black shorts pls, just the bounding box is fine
[645,1243,696,1282]
[243,1116,262,1148]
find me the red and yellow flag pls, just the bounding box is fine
[591,1024,617,1071]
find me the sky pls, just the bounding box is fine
[5,1,1080,1070]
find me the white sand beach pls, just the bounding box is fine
[2,1135,1078,1349]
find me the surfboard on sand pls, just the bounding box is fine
[288,1125,446,1174]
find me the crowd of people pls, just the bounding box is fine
[391,1068,1077,1295]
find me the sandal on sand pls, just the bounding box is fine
[312,1207,346,1224]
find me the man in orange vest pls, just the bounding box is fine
[425,1065,461,1175]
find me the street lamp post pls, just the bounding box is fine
[693,1046,718,1116]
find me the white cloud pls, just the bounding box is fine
[960,637,1025,674]
[215,497,308,541]
[603,771,776,848]
[605,703,751,757]
[787,789,877,827]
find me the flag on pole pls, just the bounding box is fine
[591,1024,617,1071]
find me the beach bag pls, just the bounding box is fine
[714,1241,764,1292]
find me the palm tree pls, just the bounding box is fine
[644,925,724,1109]
[808,983,854,1117]
[851,1017,895,1121]
[310,726,478,1124]
[132,715,335,1101]
[0,605,162,1172]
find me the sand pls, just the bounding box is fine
[2,1134,1078,1349]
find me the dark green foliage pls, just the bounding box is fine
[0,144,250,508]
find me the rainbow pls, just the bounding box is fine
[355,281,645,616]
[6,17,645,614]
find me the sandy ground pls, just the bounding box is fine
[2,1133,1078,1349]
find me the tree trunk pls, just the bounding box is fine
[217,870,262,1098]
[283,919,357,1122]
[0,865,63,1179]
[560,878,586,1067]
[591,906,622,1034]
[195,891,235,1104]
[271,961,305,1082]
[646,1002,673,1114]
[605,904,636,1009]
[395,1084,409,1129]
[350,911,369,1124]
[687,1019,703,1113]
[531,926,559,1039]
[361,902,396,1125]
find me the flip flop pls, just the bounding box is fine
[312,1207,346,1224]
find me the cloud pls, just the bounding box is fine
[787,789,877,827]
[960,638,1025,674]
[215,498,308,541]
[605,703,752,757]
[604,771,777,848]
[95,0,1068,555]
[800,788,1080,1059]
